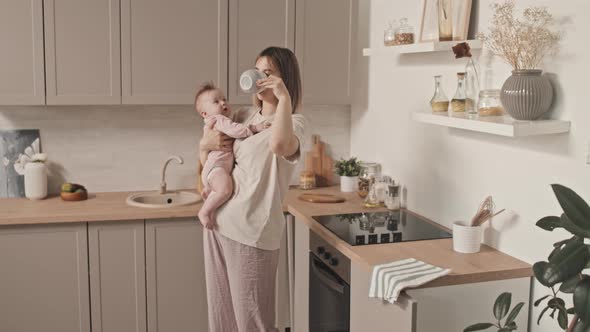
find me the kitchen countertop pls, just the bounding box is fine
[0,186,531,287]
[285,186,532,288]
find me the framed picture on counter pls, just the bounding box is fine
[0,129,41,198]
[419,0,473,42]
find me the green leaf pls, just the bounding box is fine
[558,307,569,329]
[552,184,590,231]
[574,276,590,322]
[537,305,550,325]
[568,307,576,314]
[505,302,525,325]
[534,295,550,306]
[561,274,585,294]
[548,297,566,309]
[498,329,510,332]
[494,292,512,321]
[561,214,590,238]
[463,323,495,332]
[537,306,551,325]
[534,239,589,287]
[537,215,562,231]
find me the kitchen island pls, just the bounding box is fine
[0,186,531,332]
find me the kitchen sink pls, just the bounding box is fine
[126,191,202,208]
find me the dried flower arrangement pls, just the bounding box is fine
[477,1,562,70]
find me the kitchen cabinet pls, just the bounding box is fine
[121,0,228,105]
[0,0,45,105]
[292,216,310,331]
[145,218,209,332]
[88,221,146,332]
[228,0,295,104]
[295,0,356,105]
[0,223,90,332]
[43,0,121,105]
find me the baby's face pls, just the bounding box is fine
[198,89,231,118]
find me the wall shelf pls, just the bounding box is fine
[363,40,482,56]
[412,112,571,137]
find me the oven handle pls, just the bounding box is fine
[310,255,345,295]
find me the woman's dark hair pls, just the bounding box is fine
[254,46,302,113]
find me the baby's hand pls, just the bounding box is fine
[250,121,271,133]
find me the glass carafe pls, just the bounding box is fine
[465,58,481,114]
[363,178,381,208]
[438,0,453,41]
[430,75,449,113]
[451,72,466,113]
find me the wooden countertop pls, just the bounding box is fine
[0,186,531,287]
[0,190,203,225]
[285,186,532,288]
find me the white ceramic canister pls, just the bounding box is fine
[24,162,47,200]
[452,221,482,254]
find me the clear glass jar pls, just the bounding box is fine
[357,162,381,198]
[384,20,397,46]
[477,89,504,116]
[430,75,449,112]
[395,18,414,45]
[385,182,401,210]
[375,176,392,203]
[451,72,466,113]
[298,171,316,190]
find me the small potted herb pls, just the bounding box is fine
[334,157,362,192]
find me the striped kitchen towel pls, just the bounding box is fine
[369,258,451,303]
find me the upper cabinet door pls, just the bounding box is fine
[0,0,45,105]
[296,0,356,105]
[228,0,295,104]
[44,0,121,105]
[121,0,229,105]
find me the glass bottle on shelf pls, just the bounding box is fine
[465,58,481,115]
[384,20,397,46]
[451,72,466,113]
[430,75,449,113]
[437,0,453,41]
[395,18,414,45]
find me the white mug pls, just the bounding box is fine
[239,69,266,93]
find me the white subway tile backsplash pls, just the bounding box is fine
[0,104,350,193]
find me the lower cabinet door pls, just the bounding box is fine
[350,263,417,332]
[145,218,208,332]
[88,220,147,332]
[0,223,91,332]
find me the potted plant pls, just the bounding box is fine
[464,292,525,331]
[334,157,362,192]
[478,1,562,120]
[466,185,590,331]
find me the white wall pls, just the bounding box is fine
[0,104,350,194]
[352,0,590,331]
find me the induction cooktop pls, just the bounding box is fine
[312,210,452,246]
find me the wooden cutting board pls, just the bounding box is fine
[298,193,346,203]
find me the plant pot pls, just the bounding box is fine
[500,69,553,120]
[24,162,47,200]
[452,221,482,254]
[340,176,358,193]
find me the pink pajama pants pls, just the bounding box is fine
[203,229,280,332]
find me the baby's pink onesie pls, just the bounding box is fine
[201,114,253,191]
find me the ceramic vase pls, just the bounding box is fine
[500,69,553,120]
[24,162,47,200]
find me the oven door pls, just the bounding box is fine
[309,252,350,332]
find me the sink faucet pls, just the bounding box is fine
[160,155,184,194]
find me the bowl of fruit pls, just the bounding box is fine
[60,183,88,201]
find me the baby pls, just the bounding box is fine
[195,83,269,229]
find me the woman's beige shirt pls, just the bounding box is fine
[215,107,307,250]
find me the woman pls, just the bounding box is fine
[199,46,306,331]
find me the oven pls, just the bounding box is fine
[309,231,350,332]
